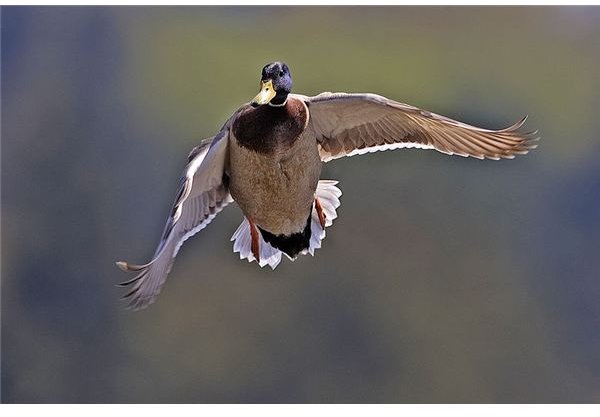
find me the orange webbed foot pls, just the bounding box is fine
[247,217,260,263]
[315,197,326,230]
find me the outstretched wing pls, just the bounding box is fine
[116,131,233,310]
[296,92,539,162]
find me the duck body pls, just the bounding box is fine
[229,97,322,257]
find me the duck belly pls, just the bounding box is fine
[229,131,322,236]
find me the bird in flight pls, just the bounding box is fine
[117,61,538,309]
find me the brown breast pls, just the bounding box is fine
[232,97,308,154]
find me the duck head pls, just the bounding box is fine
[252,62,292,107]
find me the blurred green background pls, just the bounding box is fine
[2,6,600,403]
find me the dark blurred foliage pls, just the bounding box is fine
[2,6,600,403]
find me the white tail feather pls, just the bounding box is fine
[231,180,342,268]
[231,219,282,269]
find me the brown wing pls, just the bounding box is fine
[295,92,539,162]
[116,131,233,310]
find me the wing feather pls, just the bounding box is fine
[295,92,539,162]
[116,131,233,310]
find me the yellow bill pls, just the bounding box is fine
[252,80,276,105]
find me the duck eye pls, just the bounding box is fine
[279,71,284,77]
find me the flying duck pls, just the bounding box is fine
[117,61,539,309]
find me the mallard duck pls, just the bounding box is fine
[117,61,539,309]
